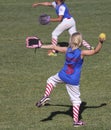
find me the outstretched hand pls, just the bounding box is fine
[99,38,105,44]
[32,3,38,7]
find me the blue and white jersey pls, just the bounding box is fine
[52,1,72,19]
[58,48,83,85]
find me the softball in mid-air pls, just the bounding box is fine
[99,33,106,40]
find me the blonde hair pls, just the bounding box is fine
[70,32,83,48]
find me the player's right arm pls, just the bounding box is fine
[81,39,105,58]
[32,2,52,7]
[41,45,67,53]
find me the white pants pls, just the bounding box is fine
[47,73,81,105]
[52,17,77,42]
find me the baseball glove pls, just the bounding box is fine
[26,36,42,48]
[39,14,50,25]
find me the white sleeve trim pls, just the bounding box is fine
[52,2,56,8]
[59,6,65,16]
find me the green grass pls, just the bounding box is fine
[0,0,111,130]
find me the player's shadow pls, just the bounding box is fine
[57,42,69,47]
[46,42,69,47]
[40,102,107,122]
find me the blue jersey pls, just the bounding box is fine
[52,2,72,19]
[58,48,83,85]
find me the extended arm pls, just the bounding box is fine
[50,15,63,22]
[32,2,52,7]
[32,2,63,22]
[81,39,105,58]
[41,45,67,53]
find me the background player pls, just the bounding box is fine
[32,0,93,56]
[35,32,105,127]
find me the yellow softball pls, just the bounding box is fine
[99,33,106,40]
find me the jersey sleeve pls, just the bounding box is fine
[59,5,65,16]
[52,1,56,8]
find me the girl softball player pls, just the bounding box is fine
[35,32,105,127]
[32,0,93,56]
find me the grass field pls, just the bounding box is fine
[0,0,111,130]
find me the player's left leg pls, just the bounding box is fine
[82,40,94,50]
[36,73,64,107]
[48,18,74,56]
[48,23,67,56]
[66,84,85,127]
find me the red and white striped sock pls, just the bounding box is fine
[82,40,91,50]
[51,38,57,53]
[52,38,57,46]
[44,83,54,97]
[73,105,80,123]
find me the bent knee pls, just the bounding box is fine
[71,99,81,106]
[47,77,57,87]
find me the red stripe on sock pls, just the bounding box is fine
[73,105,80,122]
[52,38,57,45]
[44,83,53,97]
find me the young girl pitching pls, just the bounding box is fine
[32,0,93,56]
[35,32,105,127]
